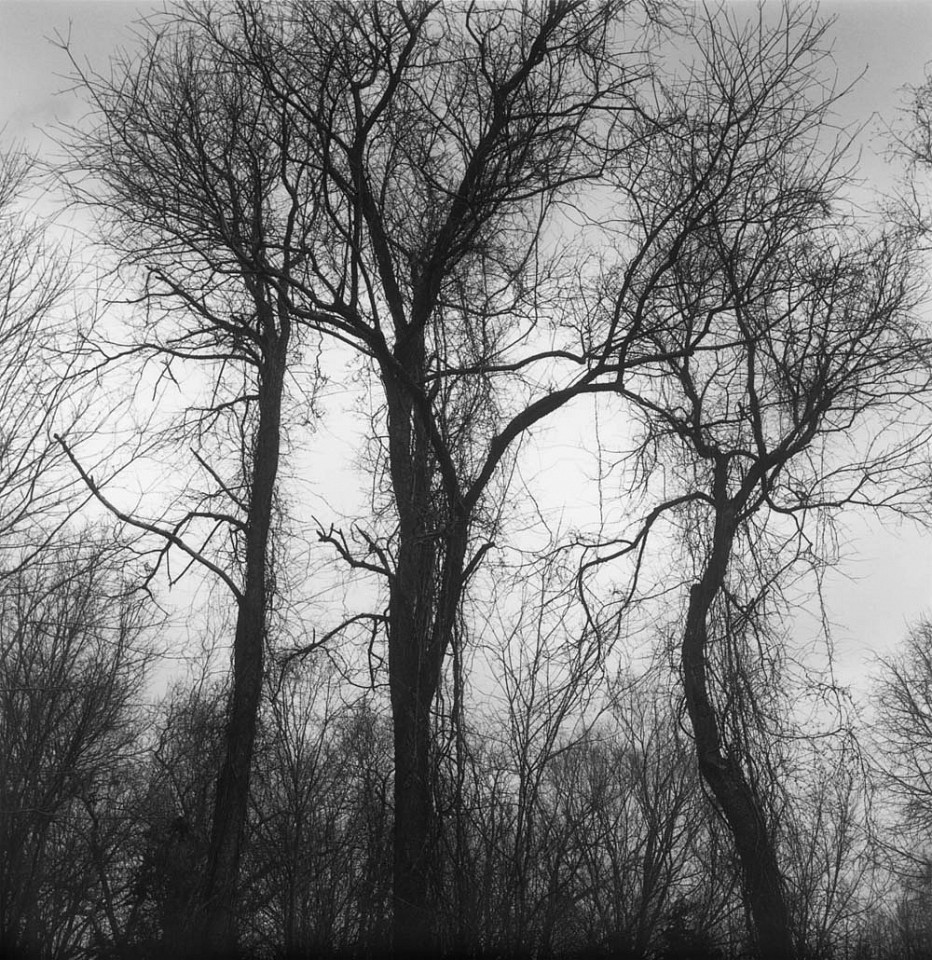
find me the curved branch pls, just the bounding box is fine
[55,434,243,603]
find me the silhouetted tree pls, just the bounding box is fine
[0,538,154,959]
[61,20,319,952]
[65,2,666,951]
[0,149,87,573]
[583,7,932,958]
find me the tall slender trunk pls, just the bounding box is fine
[383,356,436,954]
[200,332,288,957]
[682,495,796,960]
[387,522,470,955]
[390,643,436,956]
[383,358,474,953]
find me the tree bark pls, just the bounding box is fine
[387,520,471,953]
[389,643,436,956]
[681,495,796,960]
[383,357,474,953]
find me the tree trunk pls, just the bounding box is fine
[384,351,437,953]
[390,647,436,956]
[200,334,287,957]
[387,524,470,955]
[681,498,796,960]
[384,351,473,952]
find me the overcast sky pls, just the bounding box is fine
[1,0,931,696]
[2,2,931,161]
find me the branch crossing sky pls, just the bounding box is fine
[1,0,931,693]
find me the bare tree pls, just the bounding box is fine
[245,660,393,956]
[0,537,154,960]
[0,149,87,573]
[57,4,932,958]
[71,2,662,951]
[873,621,932,869]
[542,676,714,959]
[581,7,932,958]
[60,24,316,952]
[126,678,227,958]
[475,555,605,956]
[782,740,875,960]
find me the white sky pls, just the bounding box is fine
[1,0,931,698]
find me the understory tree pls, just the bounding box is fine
[0,149,86,573]
[0,538,154,959]
[873,621,932,909]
